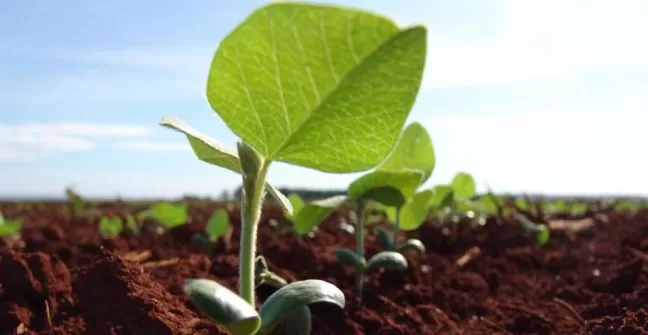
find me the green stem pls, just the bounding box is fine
[238,147,270,307]
[355,200,367,299]
[392,207,400,250]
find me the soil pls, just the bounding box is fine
[0,201,647,334]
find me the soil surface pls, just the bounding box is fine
[0,201,647,334]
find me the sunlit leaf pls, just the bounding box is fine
[399,189,434,231]
[450,172,476,200]
[377,122,435,183]
[292,195,347,235]
[206,209,230,242]
[348,170,423,208]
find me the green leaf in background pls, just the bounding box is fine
[99,216,124,238]
[140,202,188,229]
[206,209,231,242]
[428,185,454,210]
[0,213,23,237]
[258,279,345,333]
[348,170,423,208]
[366,251,408,271]
[377,122,435,183]
[160,116,293,216]
[450,172,476,200]
[536,225,550,246]
[478,194,498,215]
[125,214,139,234]
[287,193,305,215]
[399,189,434,231]
[207,3,427,172]
[292,195,347,235]
[184,279,260,335]
[570,202,588,215]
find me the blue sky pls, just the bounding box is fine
[1,0,646,198]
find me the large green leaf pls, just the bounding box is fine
[207,3,427,172]
[377,122,435,183]
[183,279,260,335]
[206,209,230,242]
[348,170,423,208]
[160,116,293,216]
[399,189,434,231]
[450,172,476,200]
[292,195,347,235]
[258,279,345,333]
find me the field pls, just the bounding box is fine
[1,198,647,334]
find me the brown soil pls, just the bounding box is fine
[0,201,647,334]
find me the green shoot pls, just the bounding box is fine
[65,186,85,216]
[161,2,428,333]
[99,216,124,238]
[285,193,347,236]
[0,212,23,238]
[515,212,550,246]
[193,208,233,254]
[138,202,189,230]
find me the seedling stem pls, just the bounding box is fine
[355,200,367,296]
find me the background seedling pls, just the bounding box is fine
[515,212,551,246]
[160,2,427,333]
[193,208,233,254]
[138,201,189,233]
[337,122,435,297]
[99,216,124,239]
[285,193,347,236]
[0,212,23,238]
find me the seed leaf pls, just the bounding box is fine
[399,189,434,231]
[451,172,476,200]
[536,225,551,246]
[160,116,293,216]
[98,216,124,238]
[397,239,426,258]
[374,227,394,250]
[366,251,408,271]
[292,195,347,235]
[266,306,312,335]
[377,122,435,183]
[139,202,188,228]
[334,249,366,268]
[258,279,345,333]
[183,279,260,335]
[206,209,230,242]
[348,170,423,208]
[207,3,427,172]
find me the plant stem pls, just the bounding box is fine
[392,207,400,250]
[238,143,270,307]
[355,200,367,299]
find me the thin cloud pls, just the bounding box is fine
[115,140,189,152]
[0,122,153,160]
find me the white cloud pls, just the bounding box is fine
[115,140,189,152]
[0,123,153,160]
[422,0,648,88]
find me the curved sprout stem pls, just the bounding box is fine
[355,200,367,299]
[392,207,400,250]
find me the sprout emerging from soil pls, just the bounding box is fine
[159,2,428,333]
[138,202,189,232]
[0,212,23,238]
[193,208,233,254]
[98,216,124,239]
[516,212,551,246]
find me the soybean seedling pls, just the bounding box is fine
[138,201,189,234]
[336,122,435,297]
[193,208,233,254]
[99,216,124,239]
[284,193,347,237]
[0,212,23,238]
[161,3,427,333]
[515,212,551,246]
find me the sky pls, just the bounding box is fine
[1,0,646,199]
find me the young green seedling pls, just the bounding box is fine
[285,193,347,236]
[515,212,550,246]
[161,2,427,333]
[336,122,435,296]
[138,201,189,232]
[65,186,85,216]
[99,216,124,239]
[193,208,233,254]
[0,212,23,238]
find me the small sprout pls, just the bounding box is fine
[516,213,550,246]
[138,201,189,230]
[0,212,23,238]
[99,216,124,238]
[397,239,426,258]
[65,186,85,216]
[194,208,232,254]
[124,214,140,235]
